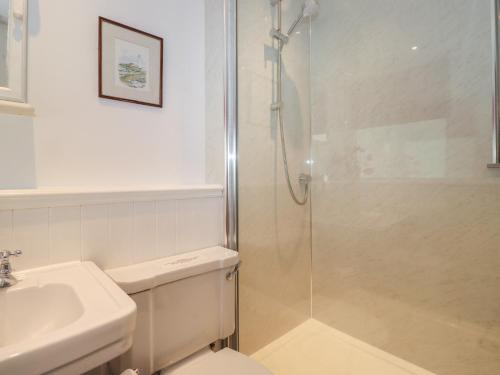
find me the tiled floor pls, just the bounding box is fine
[252,319,437,375]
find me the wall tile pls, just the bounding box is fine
[107,203,133,268]
[0,210,13,250]
[82,205,109,269]
[133,201,157,263]
[157,200,176,258]
[13,208,49,270]
[1,194,222,272]
[176,198,222,254]
[49,206,81,264]
[310,1,497,374]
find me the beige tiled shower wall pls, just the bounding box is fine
[238,0,312,355]
[311,1,500,375]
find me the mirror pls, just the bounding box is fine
[0,0,27,104]
[0,0,9,87]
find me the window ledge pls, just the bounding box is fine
[0,100,35,117]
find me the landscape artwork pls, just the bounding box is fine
[115,39,150,91]
[99,17,163,107]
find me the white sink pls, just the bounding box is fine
[0,262,136,375]
[0,284,84,347]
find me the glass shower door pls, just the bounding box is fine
[236,0,313,355]
[310,1,498,374]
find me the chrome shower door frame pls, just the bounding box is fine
[489,0,500,167]
[223,0,239,350]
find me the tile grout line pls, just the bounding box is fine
[47,207,52,264]
[79,205,84,261]
[154,200,159,260]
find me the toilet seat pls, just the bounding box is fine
[160,348,273,375]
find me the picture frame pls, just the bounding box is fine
[99,17,163,107]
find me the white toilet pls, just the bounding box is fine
[106,247,272,375]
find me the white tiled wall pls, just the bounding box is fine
[0,190,223,271]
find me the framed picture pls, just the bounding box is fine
[99,17,163,107]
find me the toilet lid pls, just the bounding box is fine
[161,348,273,375]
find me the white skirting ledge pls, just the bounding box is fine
[0,185,224,210]
[0,100,35,117]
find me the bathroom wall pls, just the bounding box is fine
[205,0,225,185]
[311,1,500,374]
[0,18,7,86]
[0,0,206,189]
[0,187,223,271]
[238,0,312,354]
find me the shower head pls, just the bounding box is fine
[287,0,320,35]
[302,0,320,18]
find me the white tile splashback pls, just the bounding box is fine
[49,206,81,264]
[0,187,224,271]
[13,208,50,270]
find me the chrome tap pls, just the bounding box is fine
[0,250,22,288]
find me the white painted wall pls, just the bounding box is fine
[0,20,8,86]
[0,0,206,189]
[205,0,225,185]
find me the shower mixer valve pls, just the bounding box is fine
[298,173,312,185]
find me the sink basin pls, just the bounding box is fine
[0,262,136,375]
[0,284,84,347]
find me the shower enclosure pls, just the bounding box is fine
[225,1,500,374]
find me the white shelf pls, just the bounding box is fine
[0,100,35,117]
[0,185,224,210]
